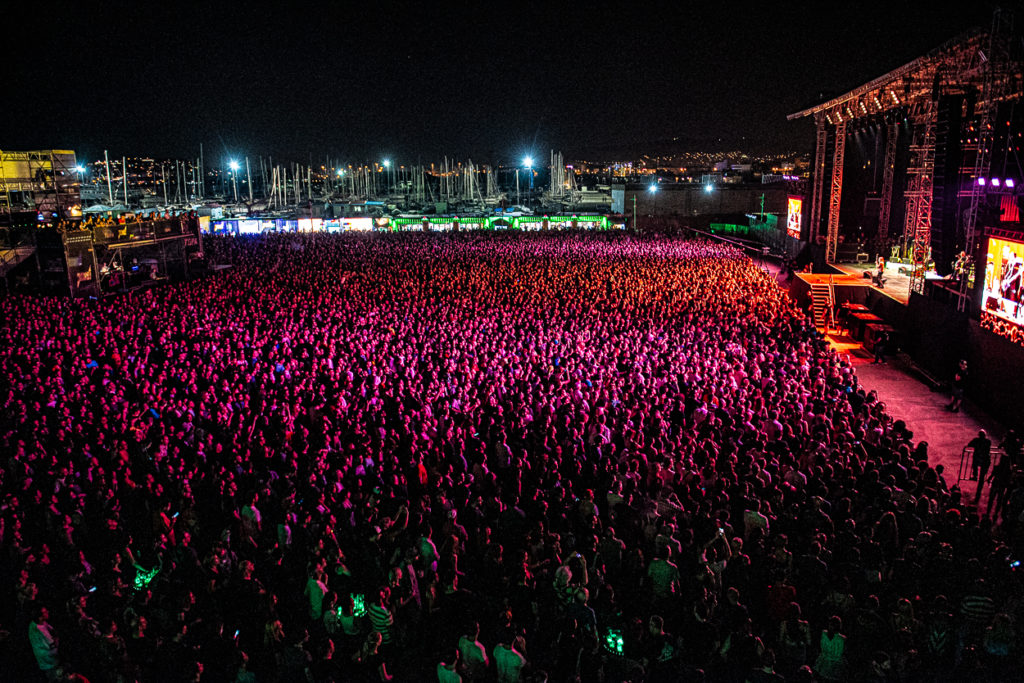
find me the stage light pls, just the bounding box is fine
[649,184,658,193]
[337,169,345,177]
[978,177,987,186]
[75,165,85,173]
[229,160,240,171]
[1006,178,1016,188]
[383,159,390,168]
[523,157,533,168]
[704,184,714,193]
[992,178,1001,187]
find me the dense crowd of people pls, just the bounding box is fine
[80,210,196,229]
[980,311,1024,347]
[1,232,1022,683]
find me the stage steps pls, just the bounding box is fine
[809,281,835,332]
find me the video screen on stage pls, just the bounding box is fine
[983,237,1024,328]
[787,197,802,238]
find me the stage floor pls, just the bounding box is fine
[802,262,917,305]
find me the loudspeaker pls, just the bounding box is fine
[931,95,965,275]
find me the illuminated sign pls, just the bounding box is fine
[341,217,374,232]
[786,197,803,239]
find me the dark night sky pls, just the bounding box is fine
[7,1,1006,165]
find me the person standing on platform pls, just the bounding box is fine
[948,360,968,413]
[969,430,993,503]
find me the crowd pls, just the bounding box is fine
[1,232,1022,683]
[80,210,197,229]
[980,311,1024,347]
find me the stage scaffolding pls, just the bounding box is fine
[65,214,203,297]
[788,10,1022,306]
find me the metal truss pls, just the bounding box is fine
[959,9,1015,311]
[810,116,828,244]
[826,121,847,263]
[905,104,937,295]
[877,121,899,241]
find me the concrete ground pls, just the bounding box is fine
[841,345,1004,509]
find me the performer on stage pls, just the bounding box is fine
[873,256,886,288]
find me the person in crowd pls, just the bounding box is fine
[0,231,1018,682]
[457,621,489,681]
[494,634,528,683]
[814,616,847,682]
[969,429,993,502]
[28,605,61,682]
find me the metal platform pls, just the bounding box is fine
[0,246,36,277]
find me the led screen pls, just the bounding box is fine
[983,237,1024,327]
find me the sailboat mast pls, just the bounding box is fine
[104,150,113,204]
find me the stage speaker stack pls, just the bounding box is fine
[930,94,966,276]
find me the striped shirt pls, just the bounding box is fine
[368,602,394,644]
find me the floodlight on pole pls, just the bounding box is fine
[523,157,534,195]
[228,160,239,203]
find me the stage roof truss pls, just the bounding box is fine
[788,29,1011,123]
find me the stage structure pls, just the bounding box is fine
[788,10,1023,300]
[69,214,204,297]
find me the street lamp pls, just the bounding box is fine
[228,160,240,203]
[383,159,392,195]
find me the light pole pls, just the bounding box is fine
[383,159,391,195]
[523,156,533,204]
[229,160,240,203]
[649,183,658,223]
